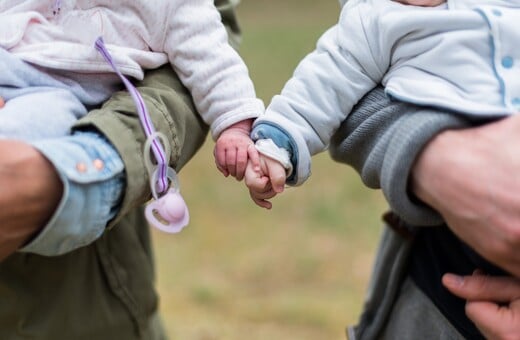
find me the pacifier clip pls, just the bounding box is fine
[95,37,190,233]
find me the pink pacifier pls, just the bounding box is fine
[145,188,189,233]
[95,37,190,234]
[144,133,190,233]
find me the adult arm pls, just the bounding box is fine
[0,141,63,260]
[329,86,469,226]
[412,115,520,277]
[329,86,520,277]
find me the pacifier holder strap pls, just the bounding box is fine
[95,37,190,233]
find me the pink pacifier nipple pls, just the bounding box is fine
[161,193,186,221]
[145,190,189,233]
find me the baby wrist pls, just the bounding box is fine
[254,139,293,177]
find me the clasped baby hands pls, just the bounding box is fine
[244,147,287,209]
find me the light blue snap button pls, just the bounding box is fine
[512,97,520,107]
[502,56,514,69]
[492,9,502,16]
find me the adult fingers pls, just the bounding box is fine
[465,300,519,340]
[442,273,520,302]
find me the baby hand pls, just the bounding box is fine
[214,119,259,181]
[244,154,286,209]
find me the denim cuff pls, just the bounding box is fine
[251,122,298,183]
[20,131,125,256]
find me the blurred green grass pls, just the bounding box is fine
[153,1,388,339]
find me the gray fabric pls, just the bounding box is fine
[347,275,465,340]
[349,226,415,340]
[329,87,477,339]
[345,224,468,340]
[379,277,465,340]
[329,86,470,226]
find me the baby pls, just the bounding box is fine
[245,0,520,207]
[0,0,264,180]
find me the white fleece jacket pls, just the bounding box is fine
[0,0,264,139]
[254,0,520,185]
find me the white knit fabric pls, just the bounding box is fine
[0,0,264,138]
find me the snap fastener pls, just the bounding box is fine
[76,162,87,173]
[492,9,502,17]
[93,159,104,170]
[501,56,514,69]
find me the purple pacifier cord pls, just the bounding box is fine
[94,37,169,194]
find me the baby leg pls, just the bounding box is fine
[0,87,87,141]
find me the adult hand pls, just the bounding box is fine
[442,272,520,340]
[412,114,520,277]
[0,140,63,261]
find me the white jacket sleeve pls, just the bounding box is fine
[254,2,388,185]
[163,0,264,139]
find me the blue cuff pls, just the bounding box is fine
[251,122,298,184]
[20,131,125,256]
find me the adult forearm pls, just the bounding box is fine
[329,86,469,225]
[331,87,520,276]
[411,115,520,277]
[0,140,62,261]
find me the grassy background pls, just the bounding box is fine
[153,1,388,339]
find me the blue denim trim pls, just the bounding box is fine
[251,122,298,184]
[20,131,125,256]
